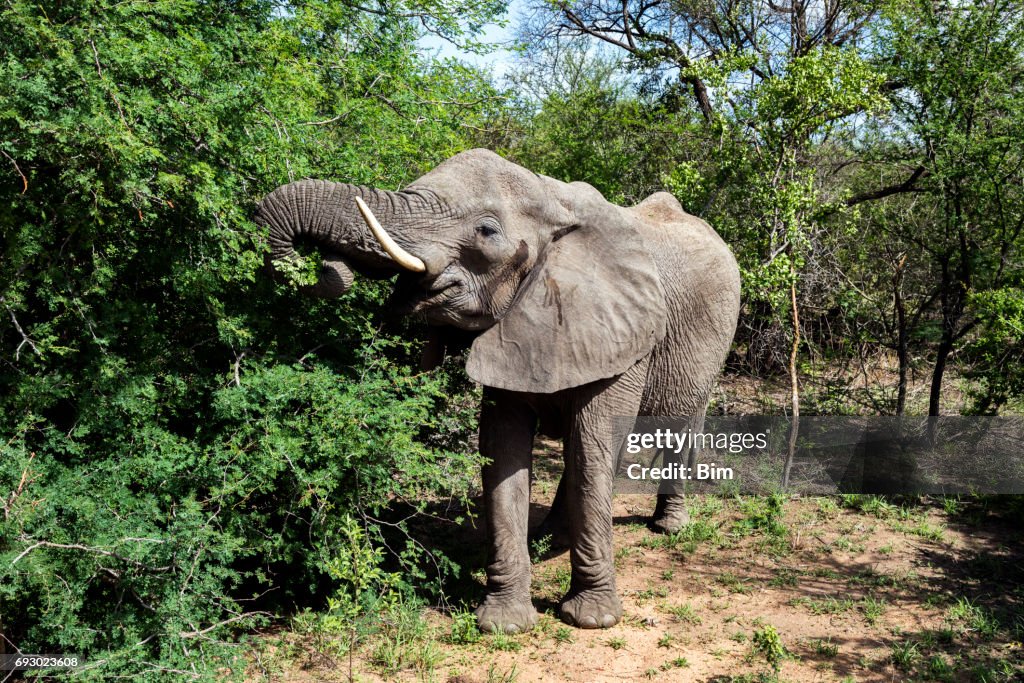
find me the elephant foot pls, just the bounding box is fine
[559,589,622,629]
[475,597,538,634]
[650,495,691,535]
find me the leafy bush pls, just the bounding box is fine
[0,0,497,678]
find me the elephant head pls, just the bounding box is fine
[255,149,668,393]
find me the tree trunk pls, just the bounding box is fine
[789,278,800,419]
[928,331,954,417]
[893,254,909,415]
[784,277,800,491]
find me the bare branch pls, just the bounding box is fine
[2,299,40,361]
[178,612,272,639]
[0,150,27,193]
[11,538,170,571]
[844,165,929,207]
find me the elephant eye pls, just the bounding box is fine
[476,223,499,238]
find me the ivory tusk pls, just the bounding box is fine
[354,196,426,273]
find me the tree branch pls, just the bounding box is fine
[178,612,272,639]
[2,299,40,361]
[844,165,929,207]
[0,150,27,193]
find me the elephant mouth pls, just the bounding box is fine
[390,274,462,312]
[420,279,462,304]
[389,274,494,330]
[410,284,468,318]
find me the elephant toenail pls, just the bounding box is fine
[601,614,617,628]
[580,615,599,628]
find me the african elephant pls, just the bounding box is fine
[255,149,740,633]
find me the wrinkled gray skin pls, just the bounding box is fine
[255,149,740,633]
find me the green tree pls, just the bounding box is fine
[523,1,890,415]
[873,0,1024,415]
[499,45,691,204]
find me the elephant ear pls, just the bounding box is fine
[465,213,667,393]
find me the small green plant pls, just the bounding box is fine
[657,520,723,553]
[368,602,438,677]
[841,494,898,518]
[946,597,1001,639]
[607,636,627,650]
[969,659,1018,682]
[530,534,552,562]
[768,569,798,587]
[735,494,788,536]
[290,608,348,659]
[660,657,689,670]
[926,654,953,680]
[322,515,410,668]
[488,633,522,652]
[552,566,572,595]
[658,632,674,648]
[942,496,962,515]
[889,639,920,670]
[661,569,676,580]
[751,624,789,673]
[816,497,840,518]
[716,571,752,594]
[790,596,856,616]
[449,609,481,645]
[486,662,519,683]
[665,602,702,625]
[812,638,838,657]
[734,494,791,554]
[892,519,946,542]
[860,594,887,625]
[636,584,671,601]
[553,625,574,645]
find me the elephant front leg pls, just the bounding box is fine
[475,388,539,634]
[559,366,646,629]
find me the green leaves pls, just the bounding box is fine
[1,0,493,677]
[754,46,889,143]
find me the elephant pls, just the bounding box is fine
[255,149,740,633]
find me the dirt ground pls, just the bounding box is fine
[251,432,1024,683]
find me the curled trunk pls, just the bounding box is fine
[255,179,427,297]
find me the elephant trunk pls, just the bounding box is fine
[255,179,429,298]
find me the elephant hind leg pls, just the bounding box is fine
[651,491,691,535]
[529,475,571,552]
[649,412,706,534]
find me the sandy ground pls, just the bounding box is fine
[250,433,1024,683]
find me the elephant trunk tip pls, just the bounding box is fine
[255,183,356,299]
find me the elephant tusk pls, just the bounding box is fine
[354,196,426,273]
